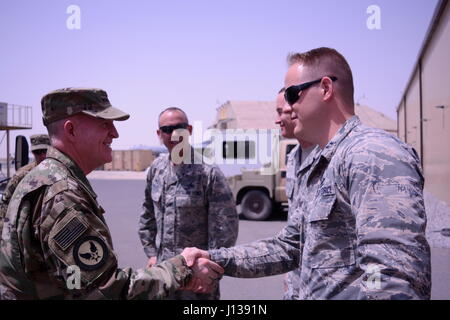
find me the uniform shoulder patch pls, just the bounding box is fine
[73,236,109,271]
[53,216,88,251]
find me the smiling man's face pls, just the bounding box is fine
[284,63,325,142]
[275,91,296,139]
[157,110,192,154]
[74,114,119,169]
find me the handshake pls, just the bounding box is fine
[147,247,223,294]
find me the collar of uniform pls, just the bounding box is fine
[46,146,97,198]
[167,146,202,165]
[290,144,301,173]
[320,115,361,162]
[297,145,321,177]
[287,144,300,166]
[162,148,204,186]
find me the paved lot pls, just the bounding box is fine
[90,178,450,300]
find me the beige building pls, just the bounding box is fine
[103,149,155,171]
[209,100,397,169]
[212,100,396,133]
[397,0,450,205]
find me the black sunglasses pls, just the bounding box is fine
[32,149,47,156]
[159,123,189,134]
[284,76,337,106]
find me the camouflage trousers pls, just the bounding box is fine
[283,269,300,300]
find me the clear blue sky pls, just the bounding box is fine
[0,0,439,155]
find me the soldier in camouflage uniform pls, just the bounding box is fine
[138,107,239,300]
[0,88,223,300]
[0,134,50,232]
[275,89,318,300]
[183,47,431,299]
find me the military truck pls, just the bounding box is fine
[0,136,29,197]
[227,138,298,220]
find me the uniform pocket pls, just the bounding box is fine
[307,192,336,222]
[175,195,207,247]
[176,195,204,208]
[305,189,355,269]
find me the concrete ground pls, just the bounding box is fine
[89,173,450,299]
[88,170,450,250]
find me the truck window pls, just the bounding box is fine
[222,141,255,159]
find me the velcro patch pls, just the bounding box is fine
[53,217,87,251]
[73,236,109,271]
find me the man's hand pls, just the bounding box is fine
[181,247,222,293]
[146,256,157,268]
[181,247,210,267]
[184,258,224,293]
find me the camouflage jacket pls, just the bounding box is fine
[0,147,192,300]
[283,144,320,300]
[285,145,320,218]
[285,144,301,219]
[0,162,37,231]
[210,116,431,300]
[138,151,239,262]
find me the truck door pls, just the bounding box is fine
[274,142,297,203]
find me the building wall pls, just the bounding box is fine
[398,2,450,205]
[405,71,422,156]
[421,3,450,204]
[398,99,406,142]
[103,150,155,171]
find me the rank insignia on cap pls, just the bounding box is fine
[73,236,109,271]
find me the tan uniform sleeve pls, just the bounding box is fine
[40,182,192,299]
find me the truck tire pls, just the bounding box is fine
[241,190,272,221]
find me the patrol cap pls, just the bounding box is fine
[30,134,50,151]
[41,87,130,126]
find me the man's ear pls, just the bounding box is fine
[321,77,334,101]
[187,125,193,136]
[63,120,76,141]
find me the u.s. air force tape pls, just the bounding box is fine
[73,236,109,271]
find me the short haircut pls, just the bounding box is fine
[287,47,354,105]
[46,118,65,140]
[158,107,189,126]
[46,115,81,144]
[278,87,285,94]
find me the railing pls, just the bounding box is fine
[0,102,33,129]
